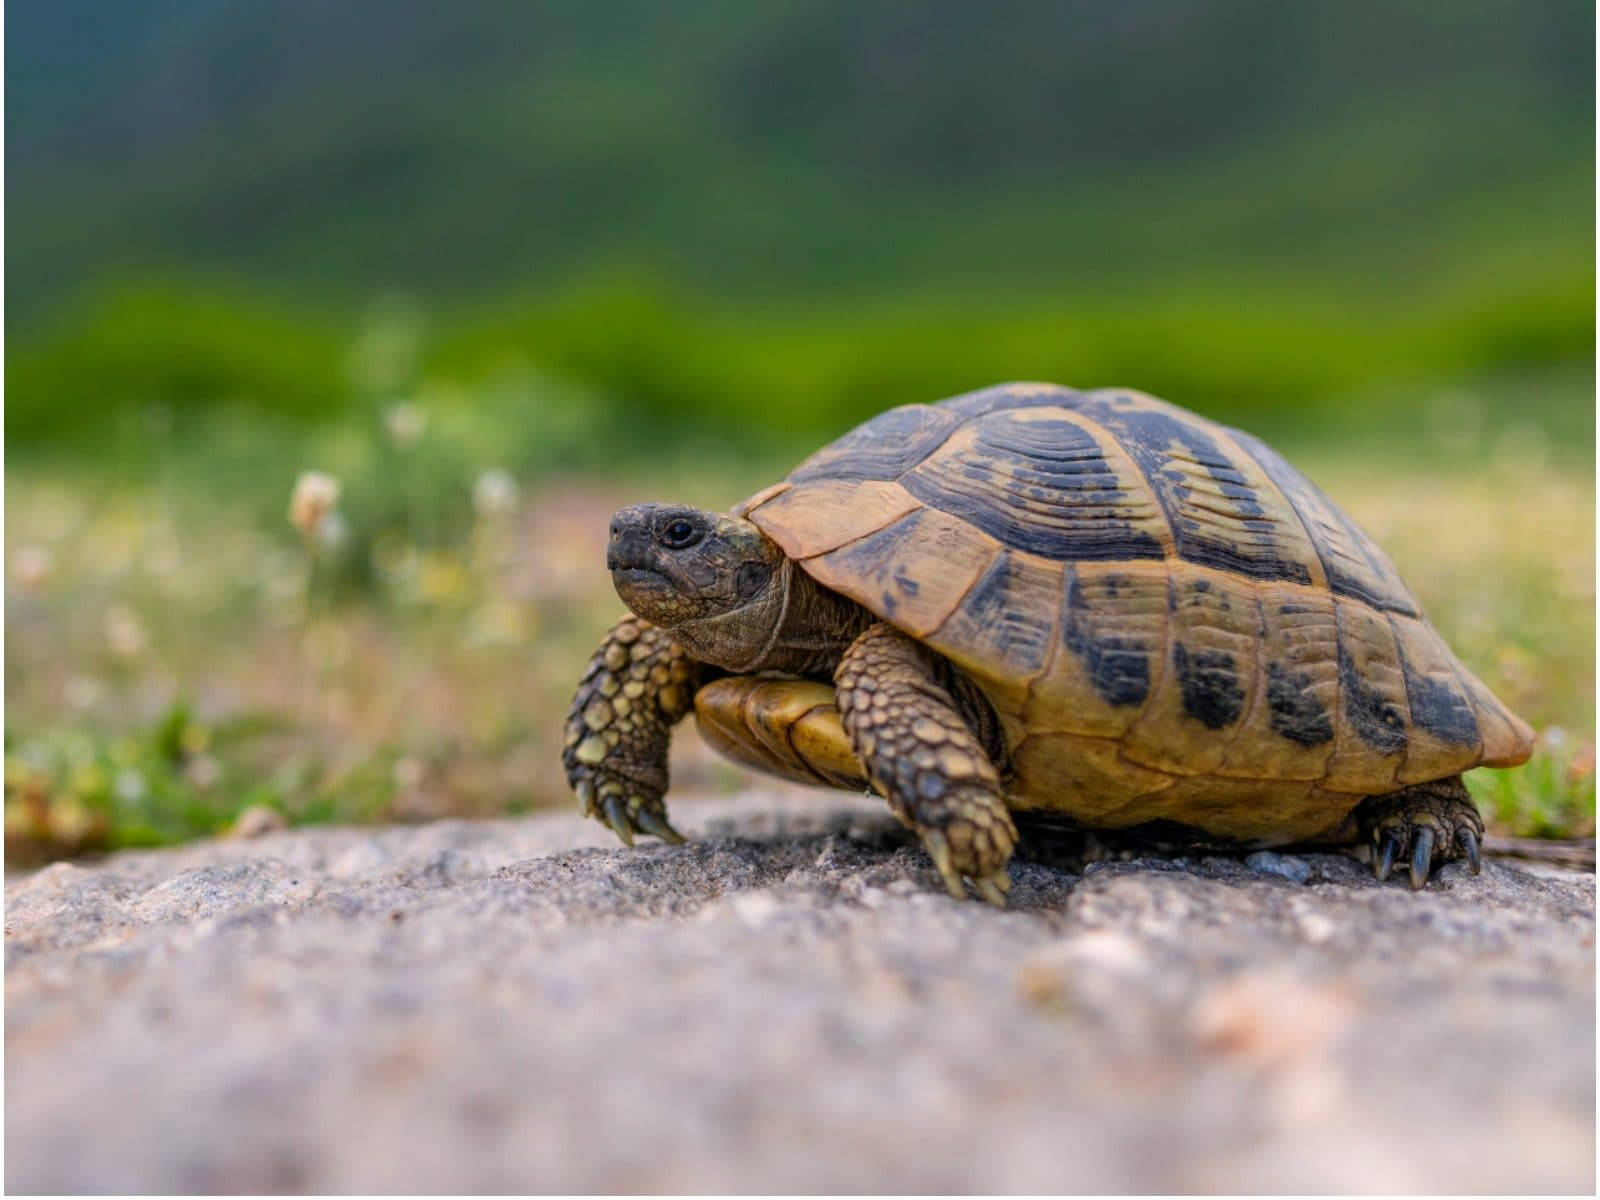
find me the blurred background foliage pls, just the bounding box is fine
[6,0,1594,861]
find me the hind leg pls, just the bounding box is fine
[1354,776,1484,889]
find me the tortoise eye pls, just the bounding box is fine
[660,518,701,549]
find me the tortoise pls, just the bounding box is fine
[563,383,1533,904]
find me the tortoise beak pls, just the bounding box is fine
[605,507,656,573]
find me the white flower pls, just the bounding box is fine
[113,767,147,802]
[65,676,103,712]
[289,471,342,537]
[383,401,428,447]
[316,510,350,552]
[103,606,148,659]
[12,546,54,590]
[473,469,521,519]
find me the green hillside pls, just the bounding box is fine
[6,0,1593,446]
[9,1,1592,310]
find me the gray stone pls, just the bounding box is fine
[6,790,1595,1193]
[1245,849,1313,884]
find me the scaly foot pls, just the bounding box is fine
[1356,777,1484,889]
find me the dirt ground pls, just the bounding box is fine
[7,788,1593,1193]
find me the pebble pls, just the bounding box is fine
[1245,850,1312,884]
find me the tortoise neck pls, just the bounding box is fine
[663,558,868,677]
[749,561,873,677]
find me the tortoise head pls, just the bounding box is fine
[606,503,791,670]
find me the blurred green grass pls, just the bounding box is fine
[8,269,1595,454]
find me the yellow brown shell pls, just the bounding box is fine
[724,383,1534,844]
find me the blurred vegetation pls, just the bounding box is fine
[7,0,1592,316]
[5,0,1593,861]
[9,270,1595,462]
[8,0,1593,452]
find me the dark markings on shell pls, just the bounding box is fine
[790,404,960,483]
[1065,397,1315,586]
[948,552,1054,676]
[1172,643,1246,729]
[1395,642,1480,747]
[1061,565,1151,707]
[1228,428,1419,618]
[1338,643,1409,754]
[902,410,1166,562]
[1264,662,1335,746]
[813,509,925,619]
[940,384,1076,418]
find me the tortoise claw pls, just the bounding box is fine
[917,824,1013,906]
[634,808,685,845]
[601,794,635,846]
[1374,831,1400,883]
[574,778,596,818]
[572,769,680,849]
[1409,827,1435,890]
[974,877,1008,908]
[1356,782,1485,889]
[922,831,969,900]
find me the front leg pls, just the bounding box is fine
[835,622,1018,906]
[563,614,702,844]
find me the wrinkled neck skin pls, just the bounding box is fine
[669,557,871,677]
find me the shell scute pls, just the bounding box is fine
[1461,670,1536,767]
[1228,427,1420,616]
[1216,583,1340,781]
[1322,599,1411,793]
[788,403,961,483]
[929,550,1063,716]
[1022,560,1167,737]
[694,676,866,789]
[1119,565,1261,775]
[899,405,1171,562]
[801,505,1000,639]
[1007,731,1174,822]
[939,380,1072,417]
[1388,613,1484,783]
[747,477,920,560]
[1062,389,1324,587]
[1122,776,1333,843]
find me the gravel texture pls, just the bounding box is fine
[6,789,1594,1193]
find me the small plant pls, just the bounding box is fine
[1466,729,1598,840]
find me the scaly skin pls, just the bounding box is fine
[834,622,1018,906]
[562,615,703,844]
[1354,775,1484,889]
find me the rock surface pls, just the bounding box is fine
[6,790,1595,1193]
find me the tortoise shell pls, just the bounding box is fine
[723,382,1533,844]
